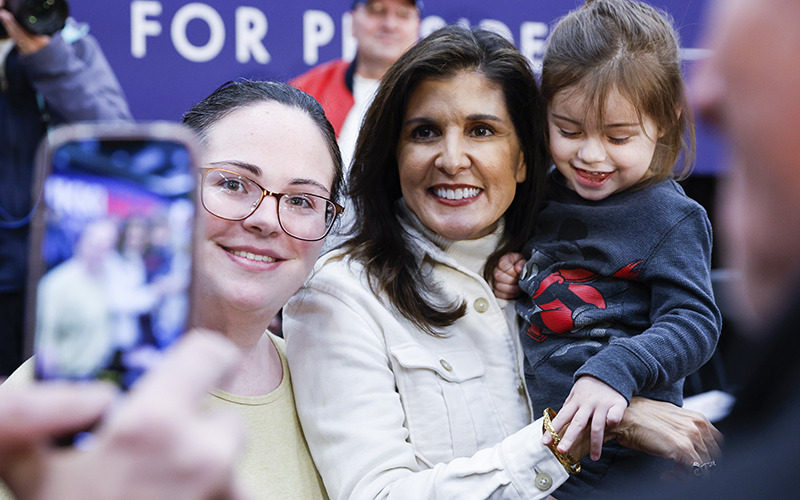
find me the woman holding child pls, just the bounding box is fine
[284,23,720,500]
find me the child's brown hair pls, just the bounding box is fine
[541,0,695,185]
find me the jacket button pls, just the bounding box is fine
[439,359,453,371]
[473,297,489,313]
[535,472,553,491]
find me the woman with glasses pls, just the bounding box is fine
[182,79,343,500]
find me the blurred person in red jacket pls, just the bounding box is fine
[291,0,420,171]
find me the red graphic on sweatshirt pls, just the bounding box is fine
[525,261,642,342]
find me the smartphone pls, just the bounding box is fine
[24,122,201,392]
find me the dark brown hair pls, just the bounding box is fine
[182,79,344,203]
[345,25,548,335]
[541,0,695,185]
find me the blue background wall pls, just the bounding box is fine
[67,0,722,174]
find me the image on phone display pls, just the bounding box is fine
[26,124,199,391]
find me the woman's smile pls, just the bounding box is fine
[221,244,280,265]
[430,184,483,204]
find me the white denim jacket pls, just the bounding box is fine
[284,206,568,500]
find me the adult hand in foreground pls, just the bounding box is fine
[0,332,249,500]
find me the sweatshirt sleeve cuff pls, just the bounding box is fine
[575,344,648,403]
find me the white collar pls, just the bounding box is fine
[396,198,505,277]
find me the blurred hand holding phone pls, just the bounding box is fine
[25,122,200,392]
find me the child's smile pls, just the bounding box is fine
[573,167,614,187]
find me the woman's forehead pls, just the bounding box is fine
[406,72,510,117]
[206,103,335,190]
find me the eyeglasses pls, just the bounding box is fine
[201,168,344,242]
[357,1,419,21]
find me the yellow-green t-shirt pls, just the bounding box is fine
[206,333,328,500]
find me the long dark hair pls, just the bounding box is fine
[346,25,548,335]
[182,79,344,203]
[541,0,695,184]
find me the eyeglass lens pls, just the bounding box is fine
[202,169,335,241]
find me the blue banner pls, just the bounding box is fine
[68,1,722,173]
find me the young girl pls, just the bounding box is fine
[494,0,721,496]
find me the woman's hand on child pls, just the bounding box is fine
[611,397,723,470]
[543,375,627,461]
[493,252,526,299]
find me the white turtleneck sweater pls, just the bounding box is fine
[283,201,567,500]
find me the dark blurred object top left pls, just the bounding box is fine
[0,0,69,38]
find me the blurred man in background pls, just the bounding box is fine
[291,0,420,170]
[618,0,800,496]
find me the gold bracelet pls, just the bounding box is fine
[542,408,581,475]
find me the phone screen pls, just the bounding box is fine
[26,124,199,391]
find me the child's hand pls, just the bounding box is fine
[493,252,525,299]
[542,376,627,461]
